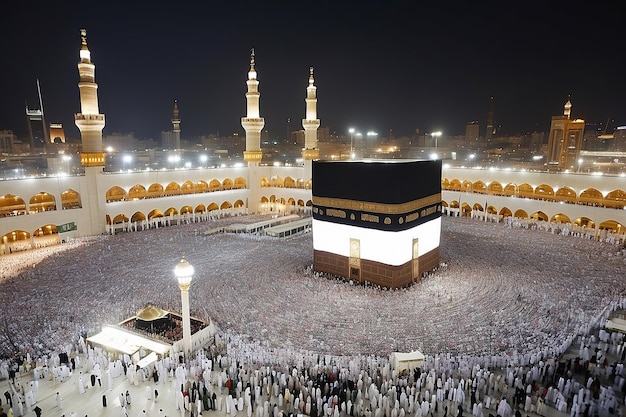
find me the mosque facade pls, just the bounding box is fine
[1,30,625,255]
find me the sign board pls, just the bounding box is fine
[57,222,77,233]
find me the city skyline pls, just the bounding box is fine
[2,2,625,142]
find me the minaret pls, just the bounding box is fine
[74,28,105,235]
[302,67,320,180]
[241,49,265,165]
[75,28,105,168]
[171,100,181,149]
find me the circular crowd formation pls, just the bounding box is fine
[0,215,624,365]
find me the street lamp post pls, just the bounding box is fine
[122,155,132,172]
[349,128,355,159]
[431,131,442,149]
[62,154,72,175]
[174,256,194,357]
[366,131,378,158]
[355,132,362,157]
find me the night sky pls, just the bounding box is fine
[2,1,624,141]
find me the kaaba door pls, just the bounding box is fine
[412,238,419,282]
[349,238,361,282]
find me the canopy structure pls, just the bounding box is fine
[390,351,425,373]
[605,310,626,333]
[86,325,172,356]
[136,351,159,368]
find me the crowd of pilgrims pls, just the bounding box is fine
[0,214,625,417]
[0,328,625,417]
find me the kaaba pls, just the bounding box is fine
[312,159,441,288]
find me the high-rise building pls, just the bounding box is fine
[49,123,66,144]
[0,130,17,154]
[465,121,480,144]
[485,96,495,143]
[25,81,49,153]
[171,100,181,150]
[547,99,585,170]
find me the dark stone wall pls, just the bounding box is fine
[313,247,439,289]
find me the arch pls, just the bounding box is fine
[131,211,146,222]
[574,217,595,229]
[579,188,603,206]
[222,178,234,190]
[147,183,164,198]
[164,207,178,217]
[269,195,277,203]
[260,196,269,203]
[270,175,284,187]
[599,220,625,234]
[487,181,504,196]
[472,203,484,212]
[518,183,534,199]
[555,186,577,204]
[534,184,555,201]
[441,178,450,190]
[180,205,193,214]
[499,207,513,218]
[112,214,129,224]
[165,182,180,196]
[29,192,57,213]
[194,204,206,213]
[460,202,472,217]
[551,213,571,224]
[148,209,164,219]
[460,180,472,193]
[604,189,626,209]
[61,189,82,209]
[33,224,58,236]
[503,183,517,197]
[0,194,27,217]
[4,229,30,241]
[486,205,498,215]
[181,180,195,195]
[260,177,270,188]
[220,201,232,210]
[207,202,219,211]
[234,199,244,208]
[195,180,209,193]
[284,176,296,188]
[472,180,487,194]
[106,186,127,202]
[530,211,548,221]
[449,200,460,209]
[234,176,247,189]
[305,200,312,207]
[106,214,111,225]
[448,179,462,191]
[128,184,147,200]
[32,224,60,248]
[297,199,305,207]
[209,179,222,191]
[2,230,31,252]
[514,209,528,219]
[287,197,296,206]
[303,179,313,189]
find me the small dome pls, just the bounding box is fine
[136,305,167,321]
